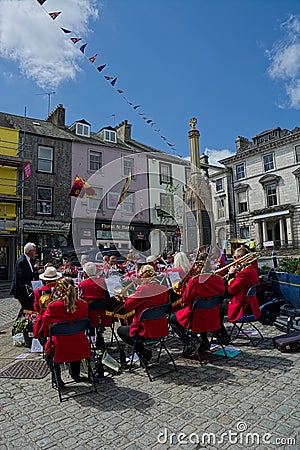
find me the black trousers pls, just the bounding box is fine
[169,313,209,347]
[117,325,147,354]
[46,354,81,380]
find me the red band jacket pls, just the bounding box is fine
[227,262,260,322]
[176,273,225,332]
[42,298,90,363]
[124,282,169,338]
[78,276,112,327]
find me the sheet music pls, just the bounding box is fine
[31,280,43,291]
[30,338,44,353]
[105,276,123,297]
[167,271,181,284]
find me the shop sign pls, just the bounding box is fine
[99,222,135,232]
[20,219,70,233]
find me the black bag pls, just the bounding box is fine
[273,301,300,332]
[259,298,286,325]
[273,331,300,353]
[279,303,300,318]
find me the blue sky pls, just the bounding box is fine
[1,0,300,163]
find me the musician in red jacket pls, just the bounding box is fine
[78,262,112,329]
[170,253,226,359]
[227,246,260,322]
[117,265,169,362]
[42,277,90,387]
[33,266,62,339]
[167,251,191,312]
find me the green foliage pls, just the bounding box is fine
[260,265,272,275]
[12,317,30,335]
[277,257,300,275]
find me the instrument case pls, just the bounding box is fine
[273,331,300,353]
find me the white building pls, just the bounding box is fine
[217,127,300,251]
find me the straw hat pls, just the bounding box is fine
[146,255,157,263]
[39,266,62,281]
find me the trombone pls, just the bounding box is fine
[214,252,261,278]
[172,253,209,296]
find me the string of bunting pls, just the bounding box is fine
[35,0,182,157]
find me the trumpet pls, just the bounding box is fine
[172,253,208,295]
[214,252,261,278]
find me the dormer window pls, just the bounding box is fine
[104,129,117,143]
[76,122,90,137]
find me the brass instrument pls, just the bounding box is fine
[109,265,157,319]
[38,283,59,310]
[172,253,208,295]
[113,265,157,301]
[214,252,261,278]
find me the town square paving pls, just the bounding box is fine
[0,295,299,450]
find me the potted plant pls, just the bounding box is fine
[12,316,34,347]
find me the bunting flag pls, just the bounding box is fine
[40,6,179,157]
[89,54,98,63]
[97,64,106,72]
[49,12,61,20]
[117,173,132,205]
[24,162,31,180]
[71,37,82,44]
[80,43,87,53]
[69,175,84,197]
[36,0,47,4]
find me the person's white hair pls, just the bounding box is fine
[83,261,97,277]
[173,252,191,273]
[24,242,36,254]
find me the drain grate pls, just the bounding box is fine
[0,359,50,379]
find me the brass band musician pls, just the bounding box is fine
[78,262,113,330]
[33,266,63,339]
[167,251,191,311]
[117,264,169,363]
[226,246,260,322]
[169,253,228,360]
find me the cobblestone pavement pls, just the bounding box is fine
[0,294,299,450]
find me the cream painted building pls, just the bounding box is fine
[217,126,300,251]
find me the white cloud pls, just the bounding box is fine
[184,148,234,166]
[267,14,300,109]
[0,0,99,90]
[204,148,234,166]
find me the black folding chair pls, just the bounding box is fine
[129,303,177,382]
[229,284,264,346]
[88,299,118,350]
[182,296,227,364]
[49,318,97,402]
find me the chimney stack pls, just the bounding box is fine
[46,104,66,128]
[235,136,249,151]
[116,120,132,142]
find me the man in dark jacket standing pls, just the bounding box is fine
[10,242,44,313]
